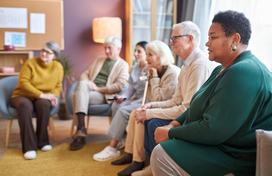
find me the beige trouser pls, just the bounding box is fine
[151,144,190,176]
[71,80,106,126]
[151,144,235,176]
[124,110,146,162]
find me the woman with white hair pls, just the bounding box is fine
[112,40,181,176]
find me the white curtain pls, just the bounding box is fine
[193,0,272,71]
[192,0,214,57]
[175,0,196,67]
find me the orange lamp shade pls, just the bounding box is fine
[93,17,122,43]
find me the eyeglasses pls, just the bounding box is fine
[170,35,189,43]
[41,49,54,55]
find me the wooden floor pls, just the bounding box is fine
[0,115,112,158]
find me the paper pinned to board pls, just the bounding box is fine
[0,7,27,28]
[30,13,46,34]
[5,31,26,47]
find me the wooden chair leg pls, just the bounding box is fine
[109,116,112,125]
[6,120,13,148]
[87,116,91,130]
[70,117,75,140]
[49,117,57,142]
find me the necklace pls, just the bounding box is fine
[216,58,237,77]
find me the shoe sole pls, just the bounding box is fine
[41,148,52,152]
[70,143,86,151]
[93,151,121,162]
[69,140,86,151]
[74,134,87,139]
[70,147,83,151]
[24,156,36,160]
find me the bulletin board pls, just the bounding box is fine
[0,0,64,50]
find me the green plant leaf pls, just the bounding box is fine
[56,55,75,100]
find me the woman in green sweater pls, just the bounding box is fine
[11,41,63,160]
[151,10,272,176]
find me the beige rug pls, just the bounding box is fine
[0,142,129,176]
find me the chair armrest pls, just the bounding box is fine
[50,95,61,116]
[0,76,18,120]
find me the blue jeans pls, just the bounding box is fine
[144,118,172,156]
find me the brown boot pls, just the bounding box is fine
[74,127,87,139]
[70,138,86,151]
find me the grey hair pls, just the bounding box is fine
[173,21,201,46]
[146,40,174,66]
[104,36,122,49]
[46,41,60,58]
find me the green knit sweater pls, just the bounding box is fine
[161,51,272,176]
[12,57,63,101]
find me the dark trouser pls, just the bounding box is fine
[144,118,172,156]
[10,96,51,153]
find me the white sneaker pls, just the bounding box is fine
[41,145,52,152]
[24,150,36,160]
[93,146,120,162]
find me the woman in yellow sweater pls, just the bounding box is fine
[11,41,63,160]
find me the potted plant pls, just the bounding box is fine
[56,55,75,120]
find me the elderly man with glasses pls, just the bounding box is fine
[117,21,215,176]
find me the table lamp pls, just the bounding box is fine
[93,17,122,43]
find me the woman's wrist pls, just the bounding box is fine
[40,93,44,99]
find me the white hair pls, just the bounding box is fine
[173,21,201,46]
[104,36,122,49]
[146,40,174,66]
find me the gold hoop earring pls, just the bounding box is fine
[231,45,237,51]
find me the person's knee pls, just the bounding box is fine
[148,119,160,132]
[119,106,131,117]
[17,101,33,112]
[151,144,160,157]
[78,80,89,87]
[36,99,51,110]
[111,102,119,111]
[150,144,161,169]
[112,109,125,123]
[129,110,136,121]
[76,81,89,91]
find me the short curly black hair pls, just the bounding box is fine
[212,10,251,45]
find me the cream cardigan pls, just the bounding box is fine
[146,64,181,103]
[146,52,214,120]
[80,56,129,103]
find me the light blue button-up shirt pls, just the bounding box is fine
[122,62,148,103]
[183,47,201,68]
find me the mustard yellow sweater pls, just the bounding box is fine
[12,57,64,101]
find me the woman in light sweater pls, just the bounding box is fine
[11,41,63,160]
[112,40,181,176]
[93,41,149,161]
